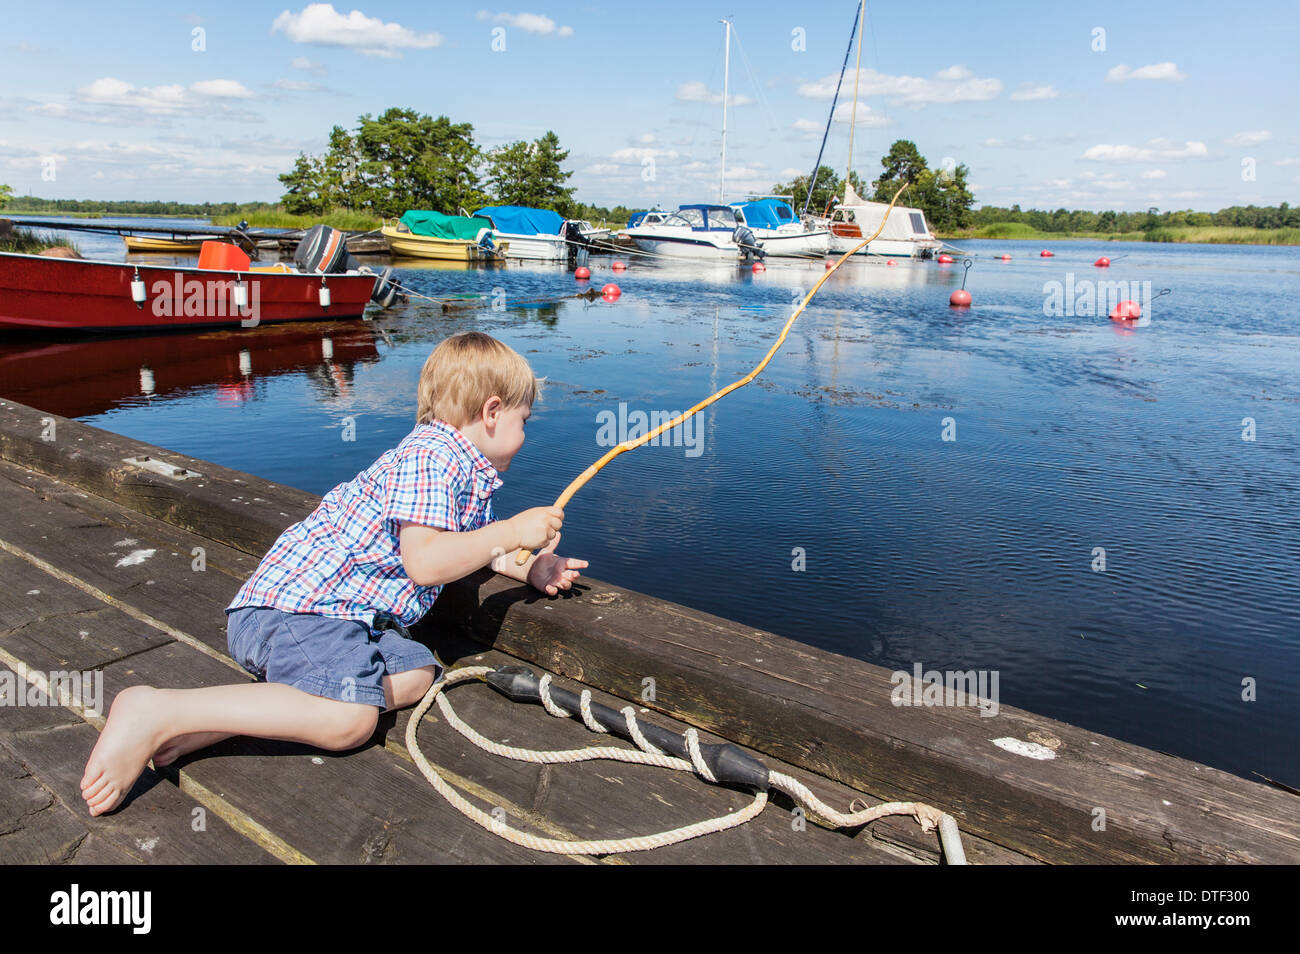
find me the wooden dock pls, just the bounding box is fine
[0,397,1296,865]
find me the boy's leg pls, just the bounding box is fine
[81,681,379,816]
[154,666,439,764]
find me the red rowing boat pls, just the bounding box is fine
[0,251,386,332]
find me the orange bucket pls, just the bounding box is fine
[198,241,251,271]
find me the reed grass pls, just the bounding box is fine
[210,208,383,231]
[0,227,83,255]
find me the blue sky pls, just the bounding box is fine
[3,1,1297,212]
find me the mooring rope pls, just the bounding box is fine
[405,664,968,862]
[515,180,911,565]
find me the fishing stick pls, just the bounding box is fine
[515,182,911,565]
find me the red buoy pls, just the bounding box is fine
[1095,257,1110,267]
[949,289,972,307]
[937,254,954,264]
[825,260,834,269]
[1109,300,1141,322]
[574,266,590,280]
[752,261,766,272]
[886,259,897,266]
[999,254,1011,261]
[1040,249,1054,257]
[601,283,621,299]
[611,261,627,272]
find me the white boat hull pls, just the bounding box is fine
[624,230,742,260]
[753,229,830,257]
[494,232,570,261]
[827,235,941,258]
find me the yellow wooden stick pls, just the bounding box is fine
[517,182,912,566]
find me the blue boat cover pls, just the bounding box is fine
[627,211,649,227]
[732,198,798,230]
[474,205,566,236]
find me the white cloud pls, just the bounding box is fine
[1224,130,1271,147]
[1010,84,1059,101]
[476,11,574,36]
[78,77,189,112]
[1141,169,1167,179]
[609,146,679,163]
[190,79,256,99]
[1105,62,1185,82]
[273,79,324,92]
[1275,157,1300,167]
[291,56,327,74]
[271,3,442,58]
[797,65,1002,105]
[1083,139,1208,161]
[830,102,892,126]
[676,81,753,106]
[982,135,1037,149]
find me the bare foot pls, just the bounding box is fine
[152,731,233,767]
[80,685,167,816]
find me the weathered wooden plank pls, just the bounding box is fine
[0,681,278,865]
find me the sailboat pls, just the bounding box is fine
[806,1,942,259]
[623,18,826,261]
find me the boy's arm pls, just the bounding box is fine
[398,520,521,587]
[397,507,562,587]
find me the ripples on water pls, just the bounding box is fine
[2,223,1297,786]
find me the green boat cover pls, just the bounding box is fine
[399,210,492,241]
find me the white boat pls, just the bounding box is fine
[623,204,758,260]
[818,183,942,258]
[730,198,830,257]
[472,205,573,261]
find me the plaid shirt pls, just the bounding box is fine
[227,419,503,630]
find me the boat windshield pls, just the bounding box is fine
[707,208,738,229]
[676,208,705,228]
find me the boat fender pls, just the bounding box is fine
[485,666,771,789]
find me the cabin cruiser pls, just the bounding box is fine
[811,183,942,259]
[621,204,763,261]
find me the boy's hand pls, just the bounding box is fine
[510,506,564,551]
[526,533,588,596]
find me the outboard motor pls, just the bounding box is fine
[361,266,402,308]
[563,220,590,268]
[294,224,350,274]
[733,225,765,263]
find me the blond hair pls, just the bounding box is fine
[416,332,541,428]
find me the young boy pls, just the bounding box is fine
[81,331,587,816]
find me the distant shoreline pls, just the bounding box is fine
[939,223,1300,246]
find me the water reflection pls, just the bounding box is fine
[0,321,380,417]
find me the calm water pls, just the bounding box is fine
[4,219,1298,787]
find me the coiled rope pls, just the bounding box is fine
[405,664,967,862]
[515,180,911,565]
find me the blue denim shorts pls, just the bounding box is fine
[226,606,442,709]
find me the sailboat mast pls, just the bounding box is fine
[845,0,865,199]
[720,18,731,204]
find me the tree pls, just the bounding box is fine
[0,183,12,210]
[278,108,488,217]
[484,131,576,211]
[768,165,865,215]
[876,140,928,187]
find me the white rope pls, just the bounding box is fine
[406,667,766,854]
[406,666,968,862]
